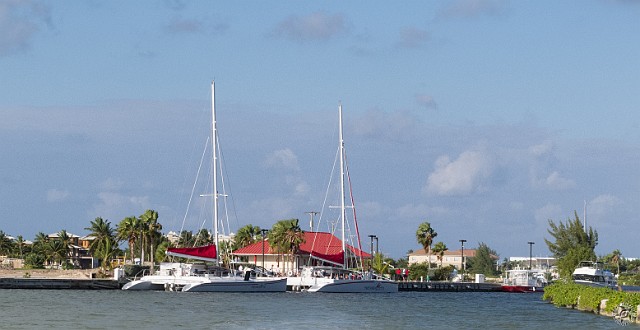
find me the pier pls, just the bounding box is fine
[0,278,121,289]
[398,281,503,292]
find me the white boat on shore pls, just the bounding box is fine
[572,261,617,288]
[123,81,286,292]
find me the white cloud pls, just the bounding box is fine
[528,141,554,157]
[527,141,575,190]
[587,194,622,225]
[272,12,347,42]
[265,148,300,171]
[534,203,563,228]
[351,109,419,142]
[46,188,69,202]
[0,0,51,56]
[425,149,494,196]
[543,171,576,190]
[90,192,150,221]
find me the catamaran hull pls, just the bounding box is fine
[182,278,287,292]
[122,275,208,291]
[307,280,398,293]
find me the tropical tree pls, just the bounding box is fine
[56,230,73,268]
[604,249,623,275]
[178,230,195,247]
[46,239,68,269]
[545,211,597,278]
[194,228,213,246]
[117,216,139,263]
[371,252,390,277]
[139,210,161,266]
[233,224,262,251]
[0,231,13,256]
[431,241,448,268]
[85,217,120,270]
[14,235,27,259]
[269,219,305,273]
[467,242,498,276]
[415,222,437,271]
[31,232,49,266]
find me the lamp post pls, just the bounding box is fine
[368,234,376,267]
[459,239,466,279]
[374,236,379,255]
[305,211,319,232]
[261,229,269,273]
[528,241,535,270]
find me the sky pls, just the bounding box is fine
[1,0,639,260]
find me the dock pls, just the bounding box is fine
[0,278,121,290]
[398,281,503,292]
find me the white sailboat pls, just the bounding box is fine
[288,104,398,293]
[123,81,286,292]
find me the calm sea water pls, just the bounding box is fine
[0,290,623,329]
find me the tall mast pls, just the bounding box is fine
[211,81,219,266]
[339,103,347,269]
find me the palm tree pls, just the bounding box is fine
[611,249,622,275]
[15,235,26,259]
[233,224,262,251]
[85,217,119,270]
[0,231,13,256]
[432,241,448,268]
[371,252,390,277]
[57,230,73,269]
[31,232,49,265]
[416,221,438,273]
[46,239,68,269]
[269,219,305,274]
[117,216,139,263]
[139,210,161,266]
[194,228,213,246]
[178,230,195,247]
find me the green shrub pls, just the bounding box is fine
[543,281,640,314]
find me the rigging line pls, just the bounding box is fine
[180,136,210,241]
[216,135,233,240]
[344,151,364,271]
[174,106,210,237]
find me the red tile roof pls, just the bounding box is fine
[233,231,371,264]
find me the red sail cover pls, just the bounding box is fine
[166,244,217,262]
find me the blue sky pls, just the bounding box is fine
[1,0,639,260]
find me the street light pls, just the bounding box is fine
[261,229,269,274]
[374,236,379,255]
[368,235,377,267]
[528,241,535,270]
[459,239,467,279]
[368,235,377,256]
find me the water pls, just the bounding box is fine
[0,290,624,329]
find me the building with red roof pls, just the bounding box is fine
[233,231,371,275]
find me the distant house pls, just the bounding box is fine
[232,231,371,276]
[47,232,98,269]
[408,248,479,269]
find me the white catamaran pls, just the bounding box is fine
[123,81,286,292]
[286,104,398,293]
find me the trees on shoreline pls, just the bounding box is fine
[1,209,163,271]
